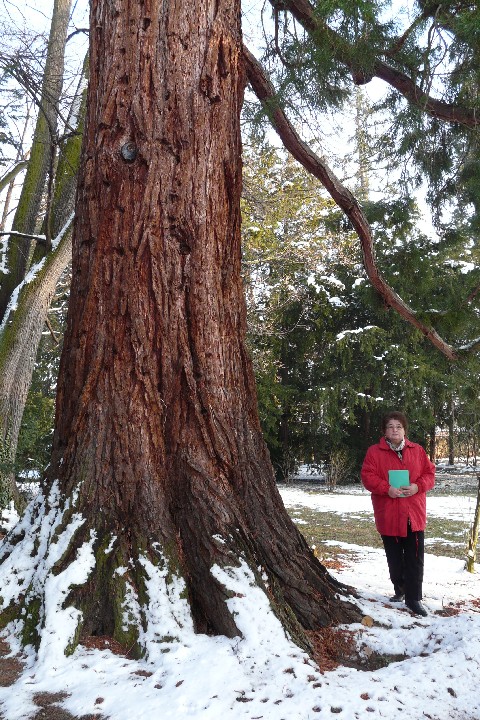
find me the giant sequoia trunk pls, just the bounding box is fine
[0,0,359,658]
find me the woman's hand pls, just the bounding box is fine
[388,486,405,498]
[388,483,419,498]
[400,483,418,497]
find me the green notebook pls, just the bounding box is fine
[388,469,410,488]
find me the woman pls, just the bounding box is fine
[361,411,435,616]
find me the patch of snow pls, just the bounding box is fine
[0,502,19,532]
[328,295,345,307]
[138,549,195,661]
[336,325,378,341]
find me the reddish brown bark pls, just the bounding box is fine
[40,0,359,652]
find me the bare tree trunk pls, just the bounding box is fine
[0,220,73,508]
[429,424,436,463]
[0,0,72,319]
[448,399,455,465]
[465,476,480,573]
[0,0,359,660]
[362,409,371,442]
[0,67,86,510]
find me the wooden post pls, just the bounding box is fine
[465,475,480,573]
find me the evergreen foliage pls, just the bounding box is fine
[261,0,480,243]
[241,135,480,476]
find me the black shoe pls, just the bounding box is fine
[406,600,428,617]
[389,592,405,602]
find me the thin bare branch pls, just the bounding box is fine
[0,160,28,193]
[0,230,47,243]
[45,315,59,343]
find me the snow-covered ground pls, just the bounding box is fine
[281,483,479,523]
[0,486,479,720]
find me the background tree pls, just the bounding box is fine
[241,136,480,475]
[0,3,87,509]
[242,141,359,478]
[0,0,73,313]
[16,266,70,482]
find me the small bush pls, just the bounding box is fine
[325,450,353,490]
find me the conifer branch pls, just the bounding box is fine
[243,45,458,362]
[272,0,479,128]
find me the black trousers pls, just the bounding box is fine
[381,524,424,602]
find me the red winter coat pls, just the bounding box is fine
[361,436,435,537]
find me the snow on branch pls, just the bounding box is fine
[0,231,47,244]
[243,46,458,362]
[456,337,480,353]
[0,212,74,334]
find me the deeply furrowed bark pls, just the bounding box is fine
[1,0,360,658]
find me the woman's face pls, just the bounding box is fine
[385,420,406,445]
